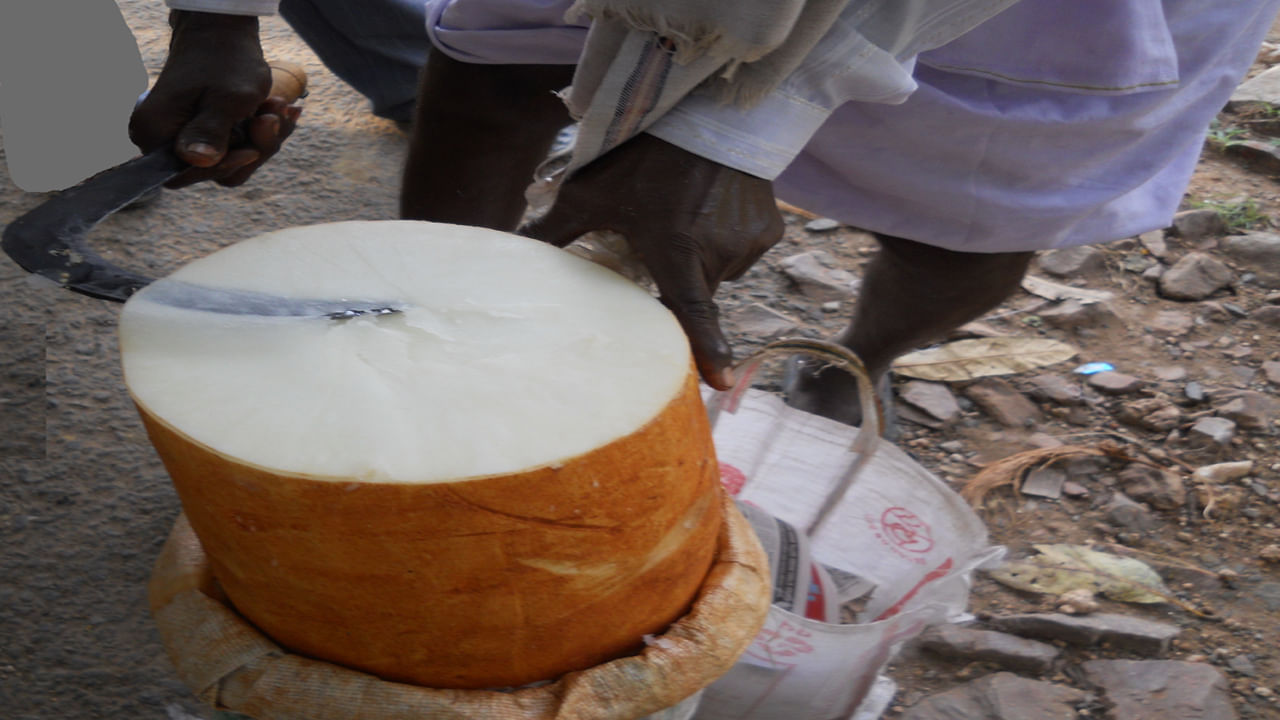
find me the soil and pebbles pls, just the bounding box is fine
[3,5,1280,720]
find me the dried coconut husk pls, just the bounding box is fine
[148,492,770,720]
[960,446,1107,507]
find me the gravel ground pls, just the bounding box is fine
[1,4,407,718]
[4,4,1280,720]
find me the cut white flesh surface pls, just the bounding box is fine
[119,221,690,484]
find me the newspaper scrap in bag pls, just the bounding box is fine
[694,387,1003,720]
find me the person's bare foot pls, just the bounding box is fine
[782,355,898,439]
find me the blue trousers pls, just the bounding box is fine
[279,0,430,123]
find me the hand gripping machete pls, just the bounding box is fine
[2,63,399,319]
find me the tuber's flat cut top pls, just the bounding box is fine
[119,221,690,484]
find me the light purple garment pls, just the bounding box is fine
[428,0,1277,252]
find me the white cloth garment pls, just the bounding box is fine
[169,0,1280,252]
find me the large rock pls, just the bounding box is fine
[1171,209,1227,242]
[1231,64,1280,108]
[917,624,1060,673]
[778,251,859,301]
[1081,660,1236,720]
[988,613,1180,655]
[1158,253,1234,301]
[901,673,1087,720]
[1221,232,1280,288]
[1037,246,1107,277]
[964,379,1042,428]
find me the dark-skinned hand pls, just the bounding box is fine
[520,133,784,391]
[128,10,299,188]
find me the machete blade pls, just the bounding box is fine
[2,148,185,302]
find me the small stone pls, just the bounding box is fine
[1158,253,1234,301]
[1081,660,1235,720]
[1088,371,1144,395]
[779,251,859,301]
[1153,366,1188,382]
[1123,254,1157,274]
[1150,310,1195,336]
[1190,460,1253,483]
[917,624,1061,673]
[1115,398,1183,432]
[1251,305,1280,327]
[1259,582,1280,612]
[1200,301,1235,323]
[1105,492,1157,532]
[1026,432,1064,449]
[1143,264,1166,281]
[730,303,801,340]
[1039,299,1119,330]
[1171,209,1228,241]
[1231,64,1280,107]
[989,613,1181,655]
[899,381,961,425]
[820,301,840,312]
[1057,588,1099,615]
[964,379,1042,428]
[1027,373,1084,406]
[1260,545,1280,563]
[1262,361,1280,385]
[1228,655,1258,677]
[1140,230,1170,259]
[803,217,841,232]
[899,673,1086,720]
[1212,391,1279,430]
[1221,231,1280,289]
[1222,302,1248,318]
[1022,467,1067,499]
[1038,246,1108,277]
[1118,463,1186,510]
[1061,481,1090,498]
[1257,686,1274,699]
[1065,455,1108,481]
[1185,381,1206,403]
[1189,417,1236,447]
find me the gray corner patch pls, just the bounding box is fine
[0,0,148,191]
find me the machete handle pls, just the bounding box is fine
[224,61,306,148]
[266,61,307,105]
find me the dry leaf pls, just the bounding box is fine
[893,337,1078,382]
[988,544,1171,604]
[1021,275,1116,305]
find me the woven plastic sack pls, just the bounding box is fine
[148,492,771,720]
[691,341,1003,720]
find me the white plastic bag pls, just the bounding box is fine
[693,342,1002,720]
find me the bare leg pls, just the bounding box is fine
[399,47,574,229]
[786,234,1034,425]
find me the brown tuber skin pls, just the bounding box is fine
[135,369,723,689]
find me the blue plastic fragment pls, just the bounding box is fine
[1075,362,1114,375]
